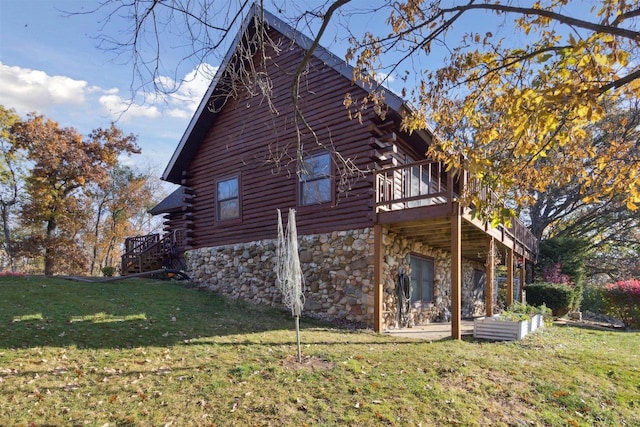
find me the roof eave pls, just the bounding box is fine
[162,5,437,183]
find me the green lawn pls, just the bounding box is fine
[0,276,638,426]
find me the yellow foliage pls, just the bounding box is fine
[348,0,640,215]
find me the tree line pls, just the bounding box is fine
[0,105,163,276]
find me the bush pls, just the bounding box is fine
[502,301,552,322]
[601,279,640,329]
[581,283,606,314]
[0,270,24,277]
[525,282,574,316]
[101,266,116,277]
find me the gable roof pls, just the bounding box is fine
[148,186,185,215]
[162,3,434,184]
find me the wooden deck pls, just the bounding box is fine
[374,160,537,262]
[120,229,187,275]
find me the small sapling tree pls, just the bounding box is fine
[275,208,305,363]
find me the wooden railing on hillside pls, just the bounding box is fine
[374,160,538,258]
[120,229,186,275]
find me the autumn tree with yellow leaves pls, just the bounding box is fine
[10,113,141,275]
[346,0,639,217]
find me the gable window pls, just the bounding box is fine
[216,175,240,220]
[410,255,434,303]
[299,152,332,206]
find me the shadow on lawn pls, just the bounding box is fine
[0,277,356,349]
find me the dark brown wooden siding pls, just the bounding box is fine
[163,212,188,236]
[183,29,410,248]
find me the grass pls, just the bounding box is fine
[0,276,638,426]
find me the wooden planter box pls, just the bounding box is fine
[474,316,530,341]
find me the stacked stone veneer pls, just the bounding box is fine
[186,229,376,325]
[381,230,485,329]
[186,227,486,330]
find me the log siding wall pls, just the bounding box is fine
[184,29,387,249]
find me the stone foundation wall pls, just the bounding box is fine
[186,228,375,325]
[381,229,485,329]
[185,226,486,330]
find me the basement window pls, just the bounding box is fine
[410,255,434,303]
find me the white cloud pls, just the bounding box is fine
[97,63,217,122]
[154,63,218,118]
[373,72,396,85]
[0,60,218,176]
[98,93,162,120]
[0,61,88,114]
[0,60,215,125]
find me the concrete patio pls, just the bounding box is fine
[384,320,475,341]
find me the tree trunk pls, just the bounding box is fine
[1,202,15,271]
[90,198,107,275]
[44,218,57,276]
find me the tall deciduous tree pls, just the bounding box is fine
[527,97,640,280]
[0,106,23,271]
[11,113,140,275]
[347,0,640,216]
[86,165,159,275]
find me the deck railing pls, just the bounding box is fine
[375,160,449,211]
[374,161,538,257]
[121,229,186,275]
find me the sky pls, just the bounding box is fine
[0,1,224,189]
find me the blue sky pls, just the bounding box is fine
[0,0,222,184]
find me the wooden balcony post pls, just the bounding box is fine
[520,258,527,303]
[447,170,454,213]
[506,247,514,308]
[373,224,384,333]
[485,237,495,317]
[451,203,462,340]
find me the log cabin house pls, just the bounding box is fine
[122,5,538,338]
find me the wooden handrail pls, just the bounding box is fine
[374,161,538,257]
[121,230,186,275]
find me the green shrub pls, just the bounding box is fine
[581,283,606,314]
[536,237,588,311]
[525,282,574,316]
[601,279,640,329]
[101,266,116,277]
[501,301,551,322]
[507,301,551,316]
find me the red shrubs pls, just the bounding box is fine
[0,270,24,277]
[603,279,640,329]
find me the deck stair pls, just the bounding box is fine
[120,230,186,276]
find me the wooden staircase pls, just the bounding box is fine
[120,230,186,276]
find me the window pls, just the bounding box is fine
[300,152,332,206]
[472,269,486,300]
[216,176,240,220]
[410,255,434,303]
